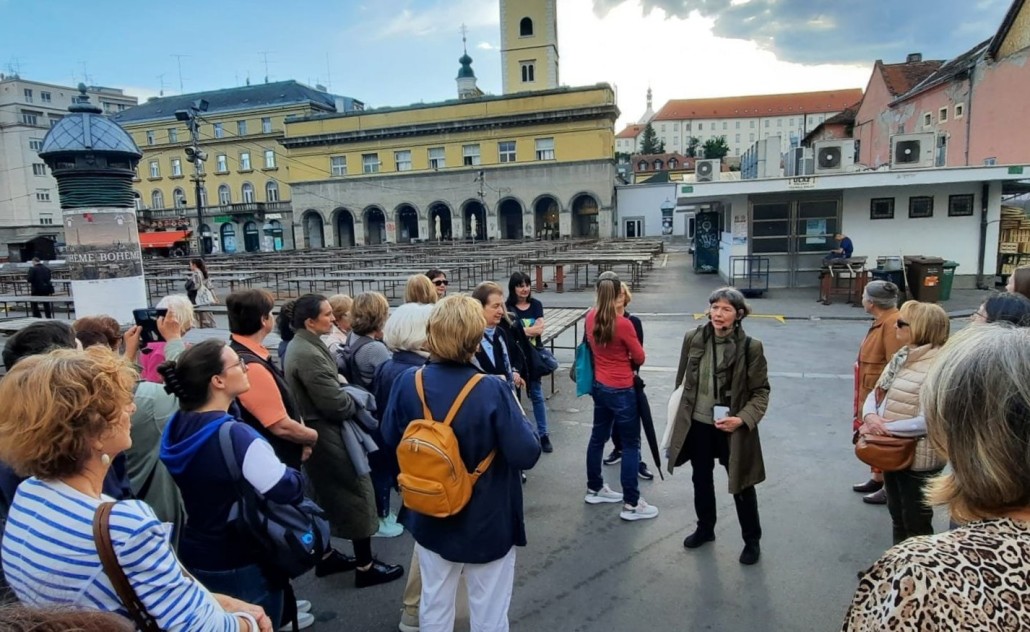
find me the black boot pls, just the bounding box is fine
[683,529,716,549]
[315,549,359,577]
[739,540,761,565]
[852,479,883,493]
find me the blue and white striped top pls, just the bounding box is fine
[2,477,242,632]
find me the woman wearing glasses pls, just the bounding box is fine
[856,301,949,544]
[969,292,1030,326]
[426,268,449,299]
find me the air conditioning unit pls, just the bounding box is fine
[696,159,720,182]
[890,133,936,169]
[813,140,857,174]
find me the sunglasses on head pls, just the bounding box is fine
[433,279,449,287]
[896,320,910,328]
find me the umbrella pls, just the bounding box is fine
[634,374,664,481]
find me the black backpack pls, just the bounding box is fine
[335,336,375,388]
[217,423,331,580]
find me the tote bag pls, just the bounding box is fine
[572,339,593,397]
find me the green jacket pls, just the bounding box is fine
[668,322,771,494]
[283,328,376,539]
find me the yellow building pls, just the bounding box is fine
[283,0,619,247]
[112,81,363,253]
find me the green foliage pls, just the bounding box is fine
[702,136,730,160]
[640,123,661,155]
[685,136,700,157]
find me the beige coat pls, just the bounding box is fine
[880,343,945,472]
[667,323,771,494]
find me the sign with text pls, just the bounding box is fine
[63,208,147,323]
[788,177,817,190]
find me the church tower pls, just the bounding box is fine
[499,0,559,94]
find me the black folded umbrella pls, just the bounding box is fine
[634,374,664,481]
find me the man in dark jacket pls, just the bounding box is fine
[26,258,54,318]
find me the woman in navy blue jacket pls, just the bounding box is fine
[382,295,541,632]
[159,339,305,630]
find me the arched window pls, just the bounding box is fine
[241,183,255,204]
[654,159,664,170]
[173,187,186,209]
[151,190,164,209]
[520,17,533,36]
[669,158,678,169]
[218,184,231,206]
[637,161,648,171]
[265,181,279,202]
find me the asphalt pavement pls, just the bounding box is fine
[290,250,964,632]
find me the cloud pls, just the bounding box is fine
[591,0,1012,65]
[362,0,498,41]
[477,41,497,51]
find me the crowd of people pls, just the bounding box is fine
[0,253,1028,631]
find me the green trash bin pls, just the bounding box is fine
[939,260,959,301]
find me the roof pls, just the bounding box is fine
[632,152,695,173]
[989,0,1027,59]
[40,91,141,157]
[878,60,945,97]
[892,40,990,104]
[110,80,339,124]
[652,89,864,121]
[616,124,644,139]
[801,103,860,145]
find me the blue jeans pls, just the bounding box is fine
[527,379,549,436]
[587,383,640,506]
[190,563,284,629]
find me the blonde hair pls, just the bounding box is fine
[404,275,438,305]
[899,301,949,347]
[0,347,136,479]
[328,294,353,325]
[351,292,390,336]
[426,295,485,362]
[922,325,1030,522]
[157,294,194,334]
[384,302,434,352]
[621,282,633,307]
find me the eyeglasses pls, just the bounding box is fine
[896,320,910,328]
[222,358,248,374]
[433,279,449,287]
[971,309,988,321]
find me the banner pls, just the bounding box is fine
[63,208,148,323]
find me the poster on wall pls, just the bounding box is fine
[805,219,827,245]
[63,208,147,323]
[732,214,748,245]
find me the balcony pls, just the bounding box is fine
[138,200,292,221]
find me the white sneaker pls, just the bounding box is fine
[584,484,623,504]
[296,599,312,614]
[620,499,659,521]
[373,516,404,538]
[279,611,315,631]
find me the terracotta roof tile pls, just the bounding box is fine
[652,89,864,121]
[892,41,989,103]
[879,60,945,97]
[616,124,644,139]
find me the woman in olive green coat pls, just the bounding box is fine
[667,287,770,565]
[284,293,403,588]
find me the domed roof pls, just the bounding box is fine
[457,53,476,79]
[39,85,141,158]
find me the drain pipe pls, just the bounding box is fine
[977,182,990,290]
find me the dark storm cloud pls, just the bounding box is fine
[591,0,1012,65]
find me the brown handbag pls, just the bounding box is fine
[855,434,917,472]
[92,502,162,632]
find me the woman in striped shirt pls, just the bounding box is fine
[0,346,271,631]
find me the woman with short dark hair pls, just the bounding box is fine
[425,268,448,299]
[970,292,1030,326]
[506,271,555,453]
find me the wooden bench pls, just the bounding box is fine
[537,306,588,397]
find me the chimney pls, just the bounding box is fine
[906,53,923,63]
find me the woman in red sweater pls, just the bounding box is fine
[584,274,657,521]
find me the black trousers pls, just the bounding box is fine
[684,421,762,543]
[30,293,52,318]
[883,468,941,544]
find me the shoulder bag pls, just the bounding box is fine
[93,502,162,632]
[854,434,916,471]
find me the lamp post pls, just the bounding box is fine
[175,99,209,255]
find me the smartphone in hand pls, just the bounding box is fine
[132,308,169,345]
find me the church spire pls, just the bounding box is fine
[639,85,656,124]
[457,24,482,99]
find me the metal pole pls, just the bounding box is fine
[188,114,205,255]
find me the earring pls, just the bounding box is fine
[100,453,111,467]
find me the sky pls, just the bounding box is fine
[0,0,1013,129]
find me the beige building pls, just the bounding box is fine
[0,75,137,260]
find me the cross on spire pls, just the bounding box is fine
[460,23,469,54]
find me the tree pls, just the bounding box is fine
[702,136,730,160]
[656,139,666,154]
[685,136,700,157]
[639,122,660,155]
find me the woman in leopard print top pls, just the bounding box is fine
[843,325,1030,631]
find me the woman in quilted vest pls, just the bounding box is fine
[857,301,949,543]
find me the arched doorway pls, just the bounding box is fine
[463,201,486,241]
[334,208,355,248]
[396,205,419,243]
[303,210,325,249]
[429,203,452,241]
[243,221,260,252]
[498,199,524,240]
[264,219,284,251]
[365,207,386,245]
[534,196,561,239]
[199,223,214,255]
[571,194,600,238]
[220,222,238,253]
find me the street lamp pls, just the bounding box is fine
[175,99,209,255]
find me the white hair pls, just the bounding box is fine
[383,302,434,352]
[157,294,194,334]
